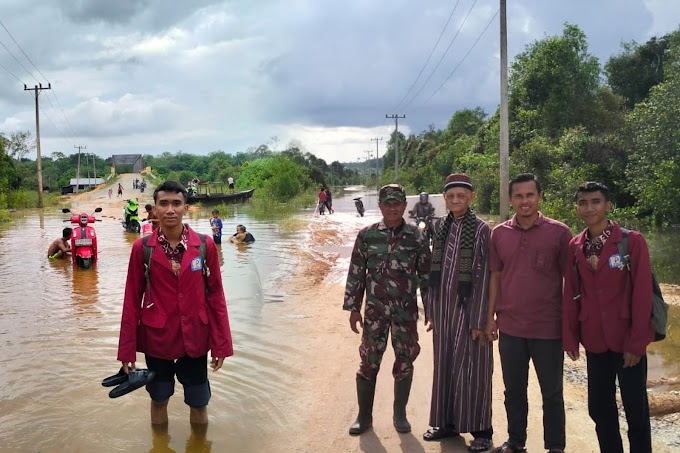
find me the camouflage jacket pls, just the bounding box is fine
[343,219,431,318]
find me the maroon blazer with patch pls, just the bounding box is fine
[563,223,654,356]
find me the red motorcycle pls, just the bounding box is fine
[62,207,103,269]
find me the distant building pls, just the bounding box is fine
[61,178,105,195]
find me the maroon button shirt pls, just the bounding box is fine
[490,213,572,339]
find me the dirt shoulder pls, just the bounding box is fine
[63,173,154,220]
[264,215,678,453]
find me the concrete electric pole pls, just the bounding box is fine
[385,114,406,183]
[74,145,86,193]
[371,137,383,192]
[499,0,510,221]
[24,83,51,208]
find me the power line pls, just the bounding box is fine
[402,0,480,109]
[0,20,81,143]
[394,0,462,111]
[0,59,25,85]
[39,104,76,149]
[0,36,41,84]
[0,19,50,83]
[423,8,499,105]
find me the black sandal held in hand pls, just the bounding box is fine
[422,426,460,441]
[108,369,156,398]
[101,367,128,387]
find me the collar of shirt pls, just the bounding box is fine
[157,224,189,255]
[584,220,613,258]
[509,211,545,230]
[377,219,406,233]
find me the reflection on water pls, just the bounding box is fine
[0,206,303,451]
[649,305,680,391]
[645,227,680,285]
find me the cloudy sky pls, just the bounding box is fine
[0,0,679,165]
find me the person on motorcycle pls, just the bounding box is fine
[409,192,436,237]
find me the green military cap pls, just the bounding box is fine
[379,184,406,203]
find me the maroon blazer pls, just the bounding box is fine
[563,223,654,356]
[117,226,233,362]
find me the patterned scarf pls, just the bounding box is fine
[430,208,476,297]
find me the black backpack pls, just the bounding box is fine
[617,228,668,342]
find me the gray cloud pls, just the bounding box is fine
[0,0,678,164]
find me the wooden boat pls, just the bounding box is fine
[187,184,255,204]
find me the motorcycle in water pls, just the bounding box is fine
[122,199,141,233]
[353,197,365,217]
[62,207,103,269]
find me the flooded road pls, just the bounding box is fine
[1,184,680,451]
[0,201,308,452]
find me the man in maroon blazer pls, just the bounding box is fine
[117,180,233,425]
[563,181,654,453]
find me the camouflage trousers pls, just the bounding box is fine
[357,298,420,381]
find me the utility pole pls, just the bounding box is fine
[385,114,406,183]
[371,137,383,192]
[499,0,510,221]
[364,150,373,186]
[74,145,86,193]
[86,153,91,187]
[24,83,51,208]
[92,153,97,188]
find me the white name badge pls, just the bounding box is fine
[608,254,623,269]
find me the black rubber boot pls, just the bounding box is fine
[349,377,376,435]
[393,377,413,433]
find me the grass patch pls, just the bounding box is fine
[6,190,61,209]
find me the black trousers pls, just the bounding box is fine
[498,332,565,450]
[586,350,651,453]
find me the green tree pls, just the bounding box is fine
[444,107,486,141]
[509,23,600,143]
[605,34,672,108]
[237,156,313,202]
[626,73,680,224]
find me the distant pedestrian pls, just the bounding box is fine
[324,187,334,214]
[117,183,124,198]
[227,176,235,194]
[108,188,113,199]
[210,209,223,245]
[318,188,327,215]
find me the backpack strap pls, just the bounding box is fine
[571,243,582,300]
[617,228,631,271]
[142,235,152,286]
[196,233,210,295]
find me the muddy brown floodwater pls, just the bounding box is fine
[0,203,307,452]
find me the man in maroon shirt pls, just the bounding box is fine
[563,182,653,453]
[486,173,572,453]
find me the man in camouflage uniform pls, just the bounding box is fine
[344,184,431,435]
